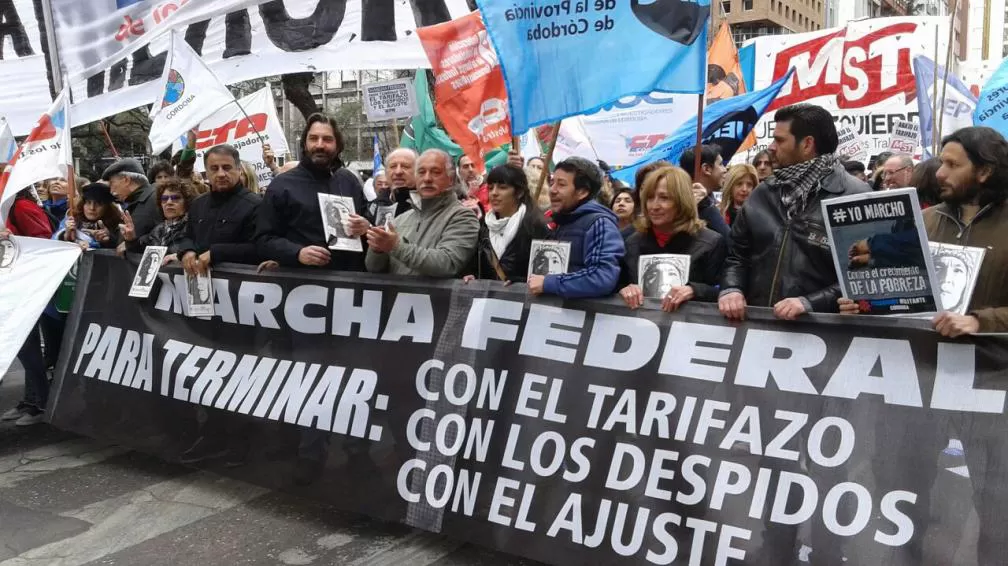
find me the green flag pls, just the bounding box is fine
[400,71,463,159]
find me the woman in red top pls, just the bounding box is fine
[6,188,52,238]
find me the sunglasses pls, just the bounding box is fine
[160,194,184,202]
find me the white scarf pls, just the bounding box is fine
[485,204,526,260]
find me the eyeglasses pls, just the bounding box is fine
[160,194,183,202]
[883,165,912,177]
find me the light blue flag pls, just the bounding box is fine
[372,134,383,173]
[973,56,1008,138]
[913,56,977,157]
[612,69,794,186]
[477,0,710,132]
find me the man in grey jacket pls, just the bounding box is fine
[365,149,479,277]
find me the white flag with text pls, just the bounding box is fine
[149,30,235,154]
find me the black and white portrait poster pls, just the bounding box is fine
[0,233,20,273]
[375,204,397,229]
[186,270,215,318]
[528,240,570,276]
[128,246,166,298]
[822,188,940,315]
[638,254,690,298]
[929,242,986,315]
[318,194,363,253]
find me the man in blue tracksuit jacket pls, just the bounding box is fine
[527,156,625,299]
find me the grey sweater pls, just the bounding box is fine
[365,190,479,277]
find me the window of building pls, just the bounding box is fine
[722,0,730,13]
[743,0,753,9]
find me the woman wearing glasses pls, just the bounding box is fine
[124,177,195,262]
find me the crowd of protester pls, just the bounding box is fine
[3,102,1008,432]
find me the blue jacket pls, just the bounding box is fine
[543,199,625,299]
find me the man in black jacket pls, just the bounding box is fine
[719,103,869,321]
[103,159,160,252]
[180,144,261,274]
[679,144,732,242]
[256,113,370,271]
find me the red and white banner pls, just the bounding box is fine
[0,236,81,382]
[418,11,511,172]
[0,88,72,223]
[173,86,288,188]
[741,16,951,163]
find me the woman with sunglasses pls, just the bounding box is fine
[125,177,195,262]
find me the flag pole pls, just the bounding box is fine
[233,99,267,146]
[931,25,940,156]
[937,0,959,149]
[98,120,120,159]
[693,94,705,179]
[533,122,560,203]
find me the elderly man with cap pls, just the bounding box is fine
[102,158,160,252]
[527,156,625,299]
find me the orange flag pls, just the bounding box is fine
[417,12,512,173]
[707,22,756,151]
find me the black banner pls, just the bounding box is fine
[51,251,1008,565]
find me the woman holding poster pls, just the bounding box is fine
[617,166,727,312]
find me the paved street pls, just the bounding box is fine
[0,363,543,566]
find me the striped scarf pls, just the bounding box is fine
[769,153,838,220]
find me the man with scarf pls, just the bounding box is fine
[719,103,869,322]
[256,113,370,271]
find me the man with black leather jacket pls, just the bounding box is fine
[719,103,869,322]
[179,144,262,274]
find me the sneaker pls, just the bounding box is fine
[15,411,45,426]
[1,406,26,421]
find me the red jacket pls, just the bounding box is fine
[6,199,53,238]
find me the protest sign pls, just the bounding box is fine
[171,87,288,188]
[476,0,708,131]
[362,78,418,122]
[741,17,952,158]
[51,251,1008,565]
[836,125,870,163]
[0,236,80,382]
[823,188,940,315]
[929,242,986,316]
[888,119,921,155]
[418,11,511,172]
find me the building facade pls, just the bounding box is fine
[712,0,826,45]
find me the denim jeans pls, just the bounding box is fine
[17,324,49,411]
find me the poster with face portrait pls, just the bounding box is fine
[528,240,570,276]
[375,204,397,229]
[929,242,986,315]
[128,246,167,298]
[638,254,691,298]
[0,233,20,274]
[318,194,363,253]
[822,188,940,315]
[186,270,215,318]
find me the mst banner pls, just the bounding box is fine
[52,252,1008,565]
[740,16,950,162]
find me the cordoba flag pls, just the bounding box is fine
[0,88,72,223]
[149,29,235,154]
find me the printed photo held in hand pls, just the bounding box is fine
[528,240,570,276]
[822,188,940,315]
[128,246,167,298]
[928,242,985,316]
[638,254,690,298]
[318,193,363,253]
[186,269,215,318]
